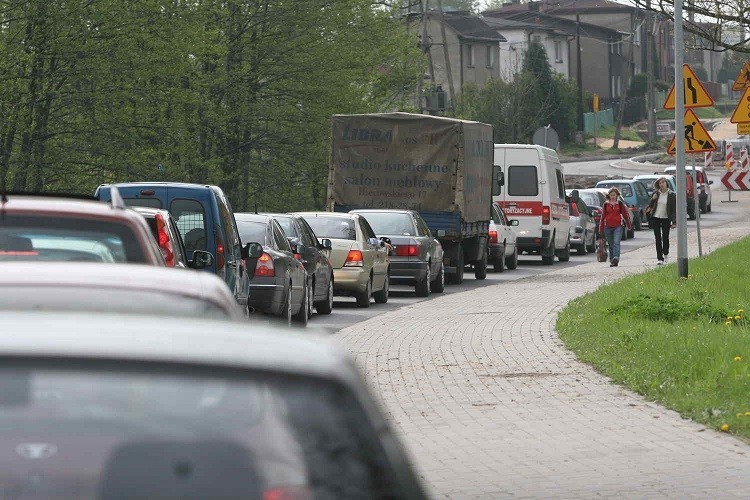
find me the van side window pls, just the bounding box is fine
[507,166,538,196]
[171,199,207,253]
[555,169,566,199]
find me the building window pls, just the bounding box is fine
[554,41,562,63]
[486,45,494,68]
[466,44,474,66]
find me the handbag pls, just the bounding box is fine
[596,238,608,263]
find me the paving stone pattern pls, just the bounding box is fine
[336,191,750,499]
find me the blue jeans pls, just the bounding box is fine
[604,225,622,262]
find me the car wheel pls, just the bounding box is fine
[556,238,570,262]
[707,201,712,213]
[576,233,587,256]
[541,244,555,265]
[415,263,431,297]
[356,276,371,308]
[474,248,487,280]
[431,262,445,293]
[374,271,389,303]
[627,226,635,239]
[585,234,596,253]
[494,243,505,273]
[292,279,308,326]
[314,275,334,315]
[505,245,518,270]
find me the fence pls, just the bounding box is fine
[583,108,613,134]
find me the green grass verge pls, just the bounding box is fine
[556,236,750,439]
[588,125,643,142]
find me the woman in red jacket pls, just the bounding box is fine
[598,187,633,267]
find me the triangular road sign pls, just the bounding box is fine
[732,61,750,91]
[730,87,750,124]
[667,109,717,155]
[663,64,715,109]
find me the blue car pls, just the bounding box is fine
[94,182,251,312]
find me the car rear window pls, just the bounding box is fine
[0,363,403,498]
[236,221,268,246]
[0,217,144,263]
[171,199,207,253]
[580,193,599,207]
[303,216,356,240]
[356,212,415,236]
[597,183,632,197]
[507,166,538,196]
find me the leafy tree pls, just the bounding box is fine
[717,50,748,82]
[639,0,749,53]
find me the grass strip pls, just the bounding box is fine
[557,236,750,439]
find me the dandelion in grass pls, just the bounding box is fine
[726,321,732,326]
[721,423,730,432]
[739,309,745,315]
[746,412,750,417]
[736,316,742,321]
[734,356,742,362]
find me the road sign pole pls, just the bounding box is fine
[674,0,688,278]
[691,155,702,256]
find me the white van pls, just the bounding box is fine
[492,144,570,265]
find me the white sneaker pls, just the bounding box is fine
[657,259,664,265]
[664,255,669,263]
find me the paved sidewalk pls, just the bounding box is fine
[335,190,750,498]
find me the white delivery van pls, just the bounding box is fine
[492,144,570,265]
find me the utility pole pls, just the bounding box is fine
[576,14,584,142]
[646,1,657,142]
[674,0,688,278]
[613,13,635,149]
[436,0,455,114]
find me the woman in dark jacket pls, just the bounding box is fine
[644,177,677,265]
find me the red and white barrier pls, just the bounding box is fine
[704,151,713,169]
[741,147,749,169]
[725,142,735,169]
[721,169,750,190]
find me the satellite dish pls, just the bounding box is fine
[532,126,560,150]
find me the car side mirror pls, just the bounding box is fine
[509,219,519,226]
[287,237,300,253]
[190,250,214,269]
[367,237,380,247]
[709,180,713,185]
[318,238,332,250]
[379,236,391,247]
[243,242,263,259]
[296,243,307,257]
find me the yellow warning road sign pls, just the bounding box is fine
[663,64,715,109]
[732,61,750,91]
[730,87,750,124]
[738,123,750,135]
[667,109,717,155]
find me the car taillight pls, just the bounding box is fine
[344,249,364,267]
[215,230,226,270]
[155,213,175,267]
[255,252,275,277]
[395,244,419,257]
[542,205,550,225]
[489,230,498,244]
[263,486,312,500]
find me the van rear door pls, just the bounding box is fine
[493,147,543,236]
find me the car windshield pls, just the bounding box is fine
[303,216,356,240]
[236,221,268,246]
[0,363,401,498]
[0,288,231,319]
[356,212,415,236]
[0,218,142,263]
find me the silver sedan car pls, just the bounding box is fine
[295,212,390,308]
[349,209,444,297]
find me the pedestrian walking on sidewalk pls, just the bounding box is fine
[645,177,676,265]
[598,187,632,267]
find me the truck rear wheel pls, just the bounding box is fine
[556,238,570,262]
[448,248,464,284]
[474,248,487,280]
[541,244,555,266]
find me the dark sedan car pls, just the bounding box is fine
[260,213,335,316]
[234,213,309,326]
[349,209,444,297]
